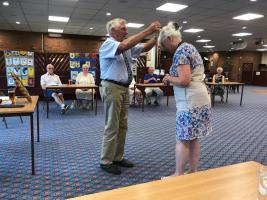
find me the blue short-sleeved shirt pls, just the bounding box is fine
[144,74,158,84]
[99,37,144,84]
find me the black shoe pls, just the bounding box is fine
[147,102,151,105]
[113,159,134,168]
[64,105,70,110]
[61,108,66,114]
[100,164,121,175]
[154,101,159,106]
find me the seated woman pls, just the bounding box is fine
[75,63,95,109]
[129,77,142,106]
[212,67,225,102]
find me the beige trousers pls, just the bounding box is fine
[100,81,129,165]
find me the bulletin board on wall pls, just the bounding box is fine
[69,53,98,82]
[4,50,35,87]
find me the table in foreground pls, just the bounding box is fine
[134,83,173,112]
[0,96,40,175]
[45,84,99,118]
[69,161,260,200]
[206,82,245,107]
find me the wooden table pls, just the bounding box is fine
[134,83,173,112]
[69,161,261,200]
[45,84,99,118]
[206,82,245,107]
[0,96,40,175]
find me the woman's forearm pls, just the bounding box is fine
[169,76,190,87]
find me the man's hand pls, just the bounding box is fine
[145,21,161,35]
[150,77,156,81]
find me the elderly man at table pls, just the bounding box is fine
[144,67,163,106]
[99,18,161,175]
[40,64,70,114]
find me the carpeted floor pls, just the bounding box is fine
[1,85,267,199]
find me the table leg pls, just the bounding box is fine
[142,88,145,112]
[95,89,98,115]
[166,87,169,107]
[214,94,215,107]
[133,85,136,107]
[46,89,49,118]
[226,86,229,103]
[240,84,244,106]
[91,88,94,111]
[30,114,35,175]
[37,100,40,142]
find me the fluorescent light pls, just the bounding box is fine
[106,12,111,16]
[156,3,188,12]
[238,38,243,41]
[184,28,204,33]
[257,48,267,51]
[203,45,215,48]
[126,23,144,28]
[49,16,69,22]
[242,26,247,29]
[106,34,109,36]
[263,45,267,47]
[89,27,94,30]
[197,35,201,38]
[16,21,20,24]
[196,39,211,43]
[232,32,252,37]
[183,21,187,24]
[48,29,63,33]
[233,13,264,21]
[2,1,9,6]
[250,0,257,2]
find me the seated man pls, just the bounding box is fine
[40,64,70,114]
[144,67,163,106]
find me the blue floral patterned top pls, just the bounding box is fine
[169,42,203,77]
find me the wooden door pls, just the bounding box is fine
[241,63,253,83]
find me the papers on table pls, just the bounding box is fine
[0,96,12,105]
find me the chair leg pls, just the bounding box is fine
[2,117,8,128]
[20,116,23,123]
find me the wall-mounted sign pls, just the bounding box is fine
[4,50,35,87]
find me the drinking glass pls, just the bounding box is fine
[259,165,267,199]
[8,88,16,104]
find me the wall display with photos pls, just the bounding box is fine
[4,50,35,87]
[69,53,97,82]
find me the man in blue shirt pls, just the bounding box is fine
[144,67,163,106]
[99,18,161,175]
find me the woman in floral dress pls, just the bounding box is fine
[159,22,212,176]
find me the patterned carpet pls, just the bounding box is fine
[1,85,267,199]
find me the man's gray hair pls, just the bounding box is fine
[106,18,127,35]
[158,21,182,46]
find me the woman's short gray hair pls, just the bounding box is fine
[82,63,90,69]
[106,18,127,35]
[158,21,182,46]
[217,67,223,72]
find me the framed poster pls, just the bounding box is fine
[69,53,97,82]
[4,50,35,87]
